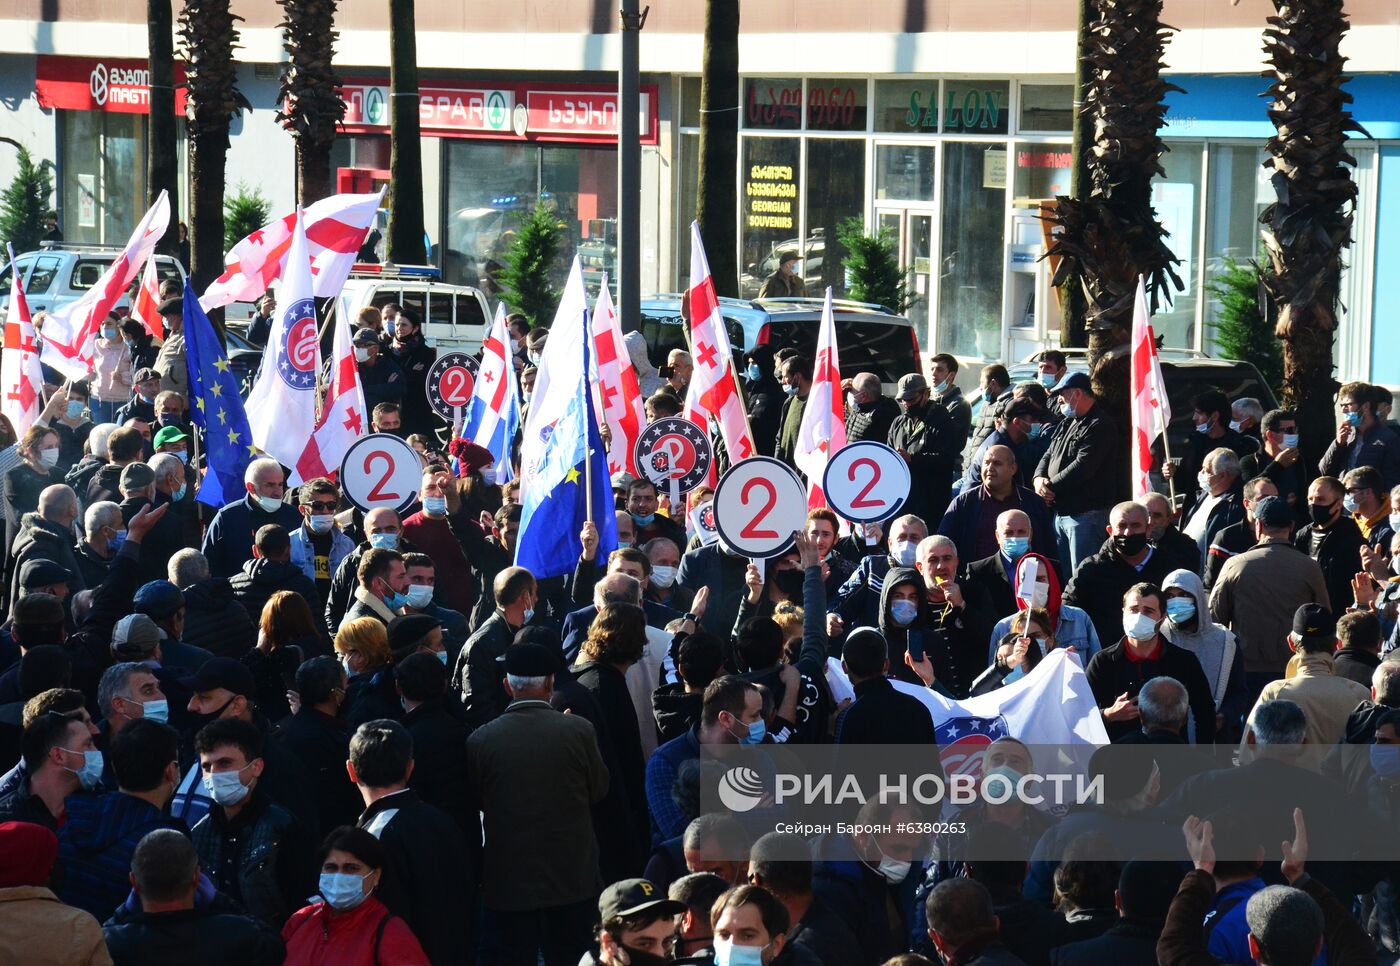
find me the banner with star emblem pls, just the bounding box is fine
[244,208,321,484]
[1,243,45,437]
[296,293,367,481]
[181,280,255,508]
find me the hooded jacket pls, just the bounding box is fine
[877,566,929,686]
[57,791,185,920]
[623,330,663,398]
[181,577,257,658]
[7,510,87,606]
[1159,568,1249,735]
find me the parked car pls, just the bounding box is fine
[0,244,186,320]
[636,294,920,391]
[333,263,491,353]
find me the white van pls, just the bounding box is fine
[333,263,492,352]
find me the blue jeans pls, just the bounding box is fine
[89,399,120,424]
[1056,509,1110,572]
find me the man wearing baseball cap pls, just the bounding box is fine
[153,295,188,396]
[152,424,189,463]
[1033,370,1121,571]
[114,367,162,427]
[1244,603,1369,748]
[580,878,686,965]
[887,372,958,527]
[353,327,405,413]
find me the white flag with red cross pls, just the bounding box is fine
[682,222,755,479]
[1,244,45,436]
[590,280,644,477]
[794,287,846,509]
[128,256,164,340]
[1130,276,1172,499]
[296,294,367,482]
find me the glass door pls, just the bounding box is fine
[874,207,934,345]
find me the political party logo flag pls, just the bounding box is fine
[244,208,321,484]
[296,298,367,482]
[181,280,256,509]
[683,222,754,481]
[200,189,384,311]
[516,258,618,579]
[1130,276,1172,499]
[128,256,163,340]
[794,287,846,510]
[1,244,45,436]
[462,303,521,485]
[41,190,170,379]
[590,280,644,477]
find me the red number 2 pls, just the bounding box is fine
[848,457,885,509]
[363,451,401,502]
[739,478,780,539]
[442,368,469,404]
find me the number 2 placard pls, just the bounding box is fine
[340,433,424,514]
[712,457,807,558]
[822,442,911,523]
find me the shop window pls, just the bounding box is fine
[60,110,148,246]
[543,145,618,297]
[677,133,699,290]
[681,77,701,128]
[743,78,802,130]
[1203,144,1270,351]
[805,79,867,132]
[1019,84,1074,132]
[805,139,865,296]
[1149,142,1204,350]
[740,137,801,299]
[873,80,939,134]
[875,144,937,203]
[1012,145,1073,203]
[943,81,1010,135]
[938,142,1006,358]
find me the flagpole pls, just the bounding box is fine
[582,309,593,525]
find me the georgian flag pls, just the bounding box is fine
[296,294,367,482]
[1,244,45,436]
[794,287,846,509]
[461,303,521,485]
[129,256,163,340]
[1130,276,1172,499]
[590,280,644,477]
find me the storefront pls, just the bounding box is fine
[336,77,659,296]
[34,55,188,246]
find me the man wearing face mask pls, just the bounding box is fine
[888,373,959,529]
[580,878,688,966]
[1085,583,1215,743]
[1180,447,1245,564]
[353,328,405,412]
[385,309,437,437]
[201,458,304,580]
[812,800,926,963]
[0,709,94,829]
[960,397,1049,494]
[742,346,785,459]
[1035,372,1120,571]
[1342,465,1395,552]
[1162,390,1259,504]
[1293,477,1362,619]
[844,371,901,449]
[1321,380,1400,487]
[114,368,162,428]
[325,510,414,634]
[773,354,813,471]
[152,295,189,395]
[621,478,688,559]
[190,717,313,926]
[1140,490,1202,577]
[343,548,411,630]
[1242,408,1308,523]
[759,250,806,299]
[288,478,354,609]
[902,536,996,698]
[829,513,929,638]
[1064,501,1175,652]
[73,500,124,588]
[644,536,694,613]
[399,466,474,613]
[1202,478,1276,591]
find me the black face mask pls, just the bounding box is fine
[614,945,670,966]
[774,569,804,598]
[1308,502,1336,526]
[1112,533,1148,557]
[185,695,237,735]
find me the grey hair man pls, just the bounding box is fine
[1137,676,1189,738]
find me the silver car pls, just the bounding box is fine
[0,244,186,320]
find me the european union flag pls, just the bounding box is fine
[182,280,256,509]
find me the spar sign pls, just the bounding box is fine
[36,56,188,115]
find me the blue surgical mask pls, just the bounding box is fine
[436,650,448,666]
[890,599,919,626]
[1002,536,1030,558]
[1371,743,1400,779]
[174,483,187,502]
[308,513,336,534]
[174,450,188,464]
[783,384,799,396]
[100,325,119,341]
[404,584,434,609]
[1343,494,1360,515]
[1037,372,1056,389]
[368,532,399,550]
[714,938,770,966]
[108,528,128,554]
[631,512,656,527]
[384,589,410,611]
[1028,423,1046,440]
[423,495,448,516]
[203,765,252,806]
[1165,597,1196,623]
[931,380,949,395]
[64,748,104,790]
[735,718,766,746]
[522,606,535,623]
[1281,433,1299,449]
[1195,421,1211,435]
[319,871,371,911]
[66,400,86,420]
[746,363,762,382]
[1345,411,1362,427]
[140,698,169,723]
[616,540,632,550]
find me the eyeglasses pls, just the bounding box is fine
[305,502,339,512]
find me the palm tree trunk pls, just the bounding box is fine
[697,0,739,298]
[147,0,179,258]
[278,0,345,206]
[386,0,426,265]
[1059,0,1092,349]
[1259,0,1363,470]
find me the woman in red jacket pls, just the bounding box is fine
[282,826,429,966]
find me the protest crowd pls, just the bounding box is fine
[1,204,1400,966]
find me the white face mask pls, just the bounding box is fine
[873,841,912,883]
[1123,612,1159,643]
[308,513,336,534]
[354,346,371,363]
[1019,581,1049,609]
[650,564,677,588]
[404,584,434,609]
[255,493,282,514]
[891,540,918,567]
[39,447,60,467]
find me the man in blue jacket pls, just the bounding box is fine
[200,458,303,580]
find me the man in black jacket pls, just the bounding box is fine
[888,373,960,529]
[1085,583,1216,743]
[102,828,285,966]
[742,345,785,459]
[834,627,936,745]
[351,719,475,966]
[452,566,538,729]
[905,536,996,699]
[1241,407,1308,524]
[276,656,362,834]
[200,458,304,580]
[323,507,415,635]
[845,372,901,447]
[385,309,437,437]
[397,651,473,838]
[1295,475,1365,614]
[1141,491,1201,577]
[1203,477,1275,590]
[4,485,85,616]
[1035,373,1121,572]
[1064,502,1175,650]
[228,525,318,621]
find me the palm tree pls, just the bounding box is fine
[1258,0,1365,467]
[386,0,426,265]
[178,0,250,331]
[696,0,739,298]
[1043,0,1182,412]
[147,0,179,258]
[276,0,346,205]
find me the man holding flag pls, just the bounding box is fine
[1,243,45,437]
[461,305,521,485]
[516,258,618,583]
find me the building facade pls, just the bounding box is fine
[1,0,1396,384]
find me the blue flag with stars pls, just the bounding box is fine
[182,280,256,509]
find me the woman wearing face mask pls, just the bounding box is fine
[987,551,1101,666]
[282,825,429,966]
[972,607,1057,694]
[245,591,325,722]
[1159,568,1249,742]
[3,423,65,547]
[91,312,133,424]
[334,618,400,728]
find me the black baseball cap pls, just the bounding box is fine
[500,641,564,676]
[1048,372,1093,396]
[598,878,686,922]
[1291,604,1335,644]
[189,657,255,698]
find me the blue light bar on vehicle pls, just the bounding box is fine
[350,263,442,279]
